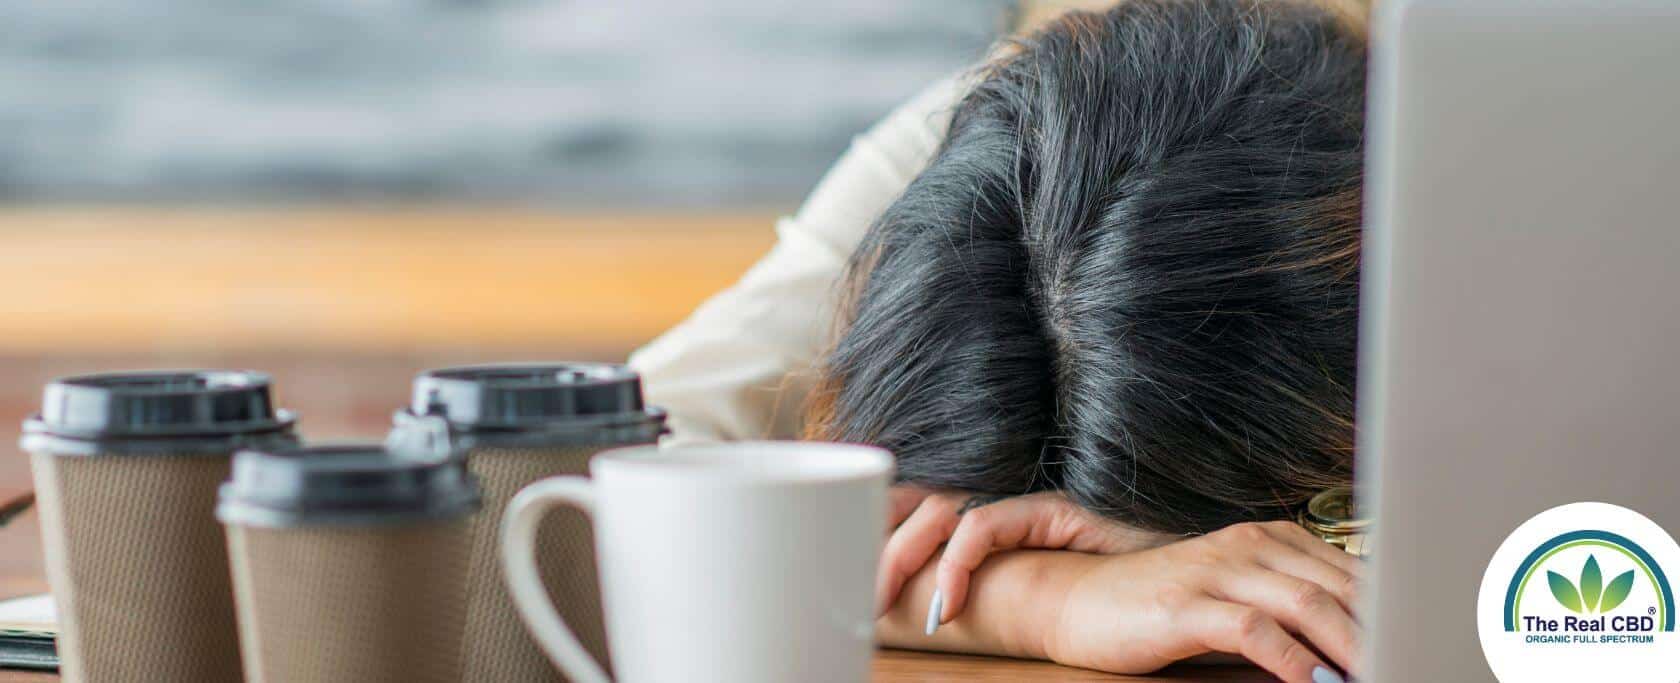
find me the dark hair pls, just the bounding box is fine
[808,0,1367,534]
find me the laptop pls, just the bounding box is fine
[1360,1,1680,681]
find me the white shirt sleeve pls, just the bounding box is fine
[628,76,969,446]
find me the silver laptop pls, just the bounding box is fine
[1361,1,1680,681]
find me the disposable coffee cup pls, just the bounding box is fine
[20,370,297,683]
[389,363,665,682]
[217,444,479,683]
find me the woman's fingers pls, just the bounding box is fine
[932,495,1046,623]
[1208,522,1362,614]
[1185,599,1340,683]
[1256,522,1364,614]
[1207,565,1362,677]
[1264,521,1365,580]
[1255,546,1361,614]
[887,485,934,530]
[930,492,1179,627]
[875,493,961,616]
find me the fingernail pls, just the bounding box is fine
[1312,666,1345,683]
[924,589,944,636]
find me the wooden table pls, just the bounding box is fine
[0,648,1270,683]
[0,652,1268,683]
[0,497,1269,682]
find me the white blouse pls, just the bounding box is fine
[628,76,970,445]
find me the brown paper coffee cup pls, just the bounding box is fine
[218,444,480,683]
[20,370,297,683]
[392,363,665,682]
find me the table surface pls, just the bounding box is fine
[0,496,1271,682]
[0,650,1269,683]
[0,652,1269,683]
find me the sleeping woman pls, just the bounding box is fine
[631,2,1368,682]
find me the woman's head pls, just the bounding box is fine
[809,0,1367,534]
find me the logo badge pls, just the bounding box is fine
[1478,502,1680,681]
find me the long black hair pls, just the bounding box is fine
[809,0,1367,534]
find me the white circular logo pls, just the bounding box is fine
[1477,502,1680,682]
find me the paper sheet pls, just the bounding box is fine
[0,594,55,636]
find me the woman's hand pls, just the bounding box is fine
[1048,521,1364,683]
[877,486,1176,628]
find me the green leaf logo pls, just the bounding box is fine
[1581,555,1603,612]
[1600,570,1636,613]
[1548,555,1638,614]
[1549,570,1584,613]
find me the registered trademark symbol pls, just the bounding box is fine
[1651,606,1658,615]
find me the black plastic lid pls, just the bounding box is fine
[21,370,297,455]
[217,444,479,528]
[410,363,658,431]
[32,370,290,437]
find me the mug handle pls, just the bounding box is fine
[500,477,612,683]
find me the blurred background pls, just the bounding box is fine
[0,0,1027,435]
[0,0,1107,591]
[1,2,1024,205]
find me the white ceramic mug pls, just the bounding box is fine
[500,441,893,683]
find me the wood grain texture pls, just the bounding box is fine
[871,650,1272,682]
[0,649,1273,683]
[0,208,779,353]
